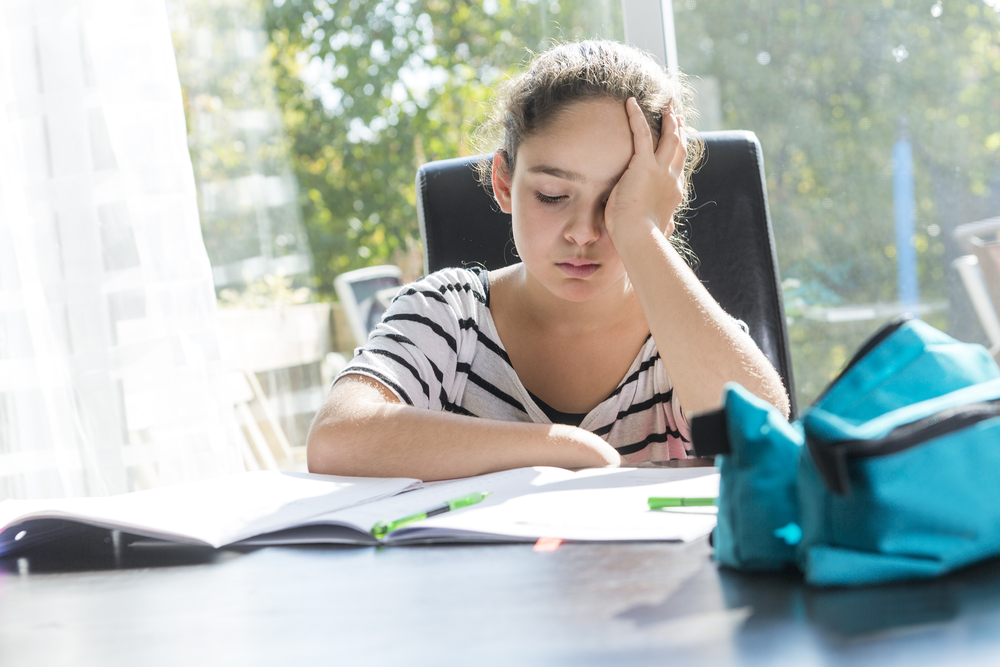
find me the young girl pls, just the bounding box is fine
[307,40,790,480]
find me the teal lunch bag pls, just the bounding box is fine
[694,317,1000,587]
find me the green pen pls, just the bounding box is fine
[648,497,716,510]
[371,491,492,538]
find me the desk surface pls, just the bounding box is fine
[3,530,1000,667]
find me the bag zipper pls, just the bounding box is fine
[809,396,1000,494]
[831,397,1000,461]
[812,315,913,405]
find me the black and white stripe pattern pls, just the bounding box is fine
[336,267,691,462]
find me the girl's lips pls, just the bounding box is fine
[557,262,599,278]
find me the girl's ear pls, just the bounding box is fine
[491,151,513,214]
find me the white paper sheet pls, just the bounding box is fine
[291,466,720,545]
[387,467,719,543]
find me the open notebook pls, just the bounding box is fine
[0,467,718,556]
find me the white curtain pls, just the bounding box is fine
[0,0,243,499]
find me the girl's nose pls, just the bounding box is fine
[564,206,603,246]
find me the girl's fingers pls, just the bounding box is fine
[669,116,688,175]
[626,97,655,159]
[656,107,684,167]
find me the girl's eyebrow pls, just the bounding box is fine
[527,165,619,188]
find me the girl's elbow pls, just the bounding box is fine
[306,409,365,476]
[306,425,342,475]
[773,389,792,420]
[763,376,792,419]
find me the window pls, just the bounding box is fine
[168,0,1000,433]
[166,0,624,459]
[262,0,624,291]
[673,0,1000,405]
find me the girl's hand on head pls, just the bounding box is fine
[604,97,687,244]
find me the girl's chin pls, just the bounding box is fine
[521,263,625,303]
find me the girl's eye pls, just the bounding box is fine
[534,192,565,204]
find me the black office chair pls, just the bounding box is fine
[415,130,797,416]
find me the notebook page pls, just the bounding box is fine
[392,468,719,543]
[0,471,419,552]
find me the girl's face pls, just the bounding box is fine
[492,97,635,303]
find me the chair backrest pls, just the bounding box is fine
[416,130,796,416]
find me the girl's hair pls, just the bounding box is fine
[472,40,704,257]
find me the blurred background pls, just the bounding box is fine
[171,0,1000,407]
[2,0,998,495]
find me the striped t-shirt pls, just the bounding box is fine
[337,267,690,463]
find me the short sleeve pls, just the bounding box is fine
[335,269,485,411]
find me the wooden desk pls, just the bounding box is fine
[3,530,1000,666]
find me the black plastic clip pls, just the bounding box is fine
[806,437,851,495]
[690,408,731,457]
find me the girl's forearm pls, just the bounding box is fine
[616,226,790,418]
[307,377,621,480]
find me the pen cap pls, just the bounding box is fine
[446,491,491,510]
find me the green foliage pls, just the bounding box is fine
[260,0,1000,407]
[676,0,999,306]
[673,0,1000,404]
[263,0,622,293]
